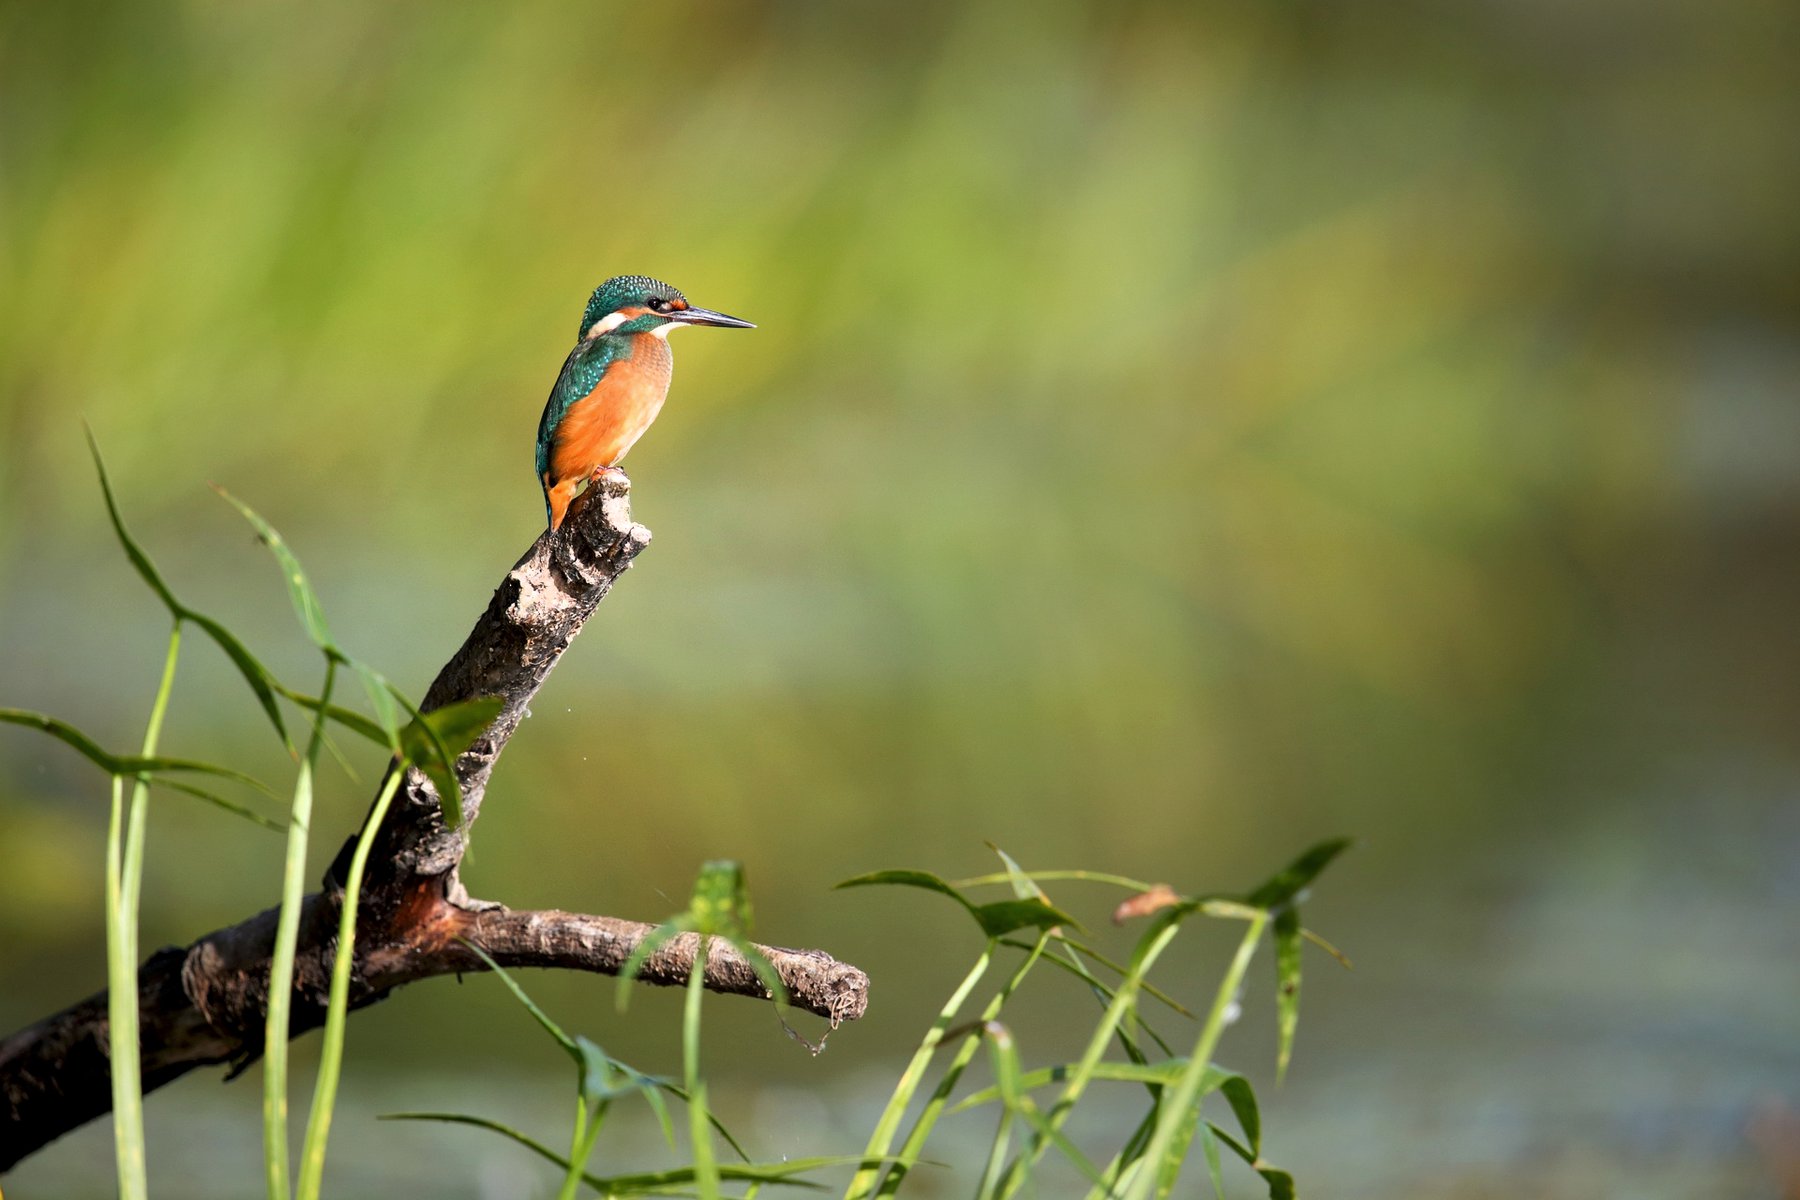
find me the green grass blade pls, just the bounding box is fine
[264,662,337,1200]
[1118,914,1267,1200]
[684,943,720,1200]
[379,1111,571,1175]
[0,708,127,772]
[3,707,268,799]
[1301,925,1353,968]
[1029,937,1196,1020]
[85,427,179,614]
[836,869,980,910]
[1086,1110,1149,1200]
[150,777,283,830]
[1244,838,1352,910]
[1020,1107,1110,1194]
[108,622,180,1200]
[1001,938,1181,1061]
[213,487,335,650]
[985,1022,1022,1109]
[394,688,495,829]
[988,845,1044,901]
[1273,908,1302,1083]
[272,683,389,745]
[1217,1073,1262,1158]
[652,1079,751,1162]
[181,610,291,751]
[1153,1093,1204,1199]
[262,756,314,1200]
[114,754,275,794]
[845,942,996,1200]
[1206,1125,1294,1200]
[974,1108,1016,1200]
[872,932,1052,1198]
[992,916,1186,1200]
[459,940,579,1058]
[352,665,401,747]
[1199,1122,1225,1200]
[950,869,1158,892]
[615,918,688,1012]
[951,1059,1201,1113]
[294,767,404,1200]
[104,773,146,1200]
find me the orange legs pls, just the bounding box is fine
[542,466,631,532]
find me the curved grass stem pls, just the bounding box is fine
[994,920,1185,1199]
[1119,913,1267,1200]
[263,661,337,1200]
[843,941,996,1200]
[107,621,182,1200]
[294,765,403,1200]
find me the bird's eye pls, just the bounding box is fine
[648,298,671,314]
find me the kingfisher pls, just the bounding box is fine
[534,275,754,531]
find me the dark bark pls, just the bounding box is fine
[0,475,869,1171]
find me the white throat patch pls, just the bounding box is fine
[585,311,632,338]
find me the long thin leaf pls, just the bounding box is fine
[294,768,404,1200]
[951,1059,1230,1114]
[1245,838,1353,910]
[836,870,1076,938]
[0,709,271,794]
[1117,916,1267,1200]
[1020,1107,1110,1194]
[273,683,389,744]
[1199,1122,1226,1200]
[1273,907,1302,1083]
[684,945,720,1200]
[1206,1125,1294,1200]
[384,1117,899,1195]
[379,1112,571,1175]
[113,755,274,794]
[86,428,178,613]
[150,777,283,831]
[0,708,122,774]
[394,687,494,829]
[459,940,578,1056]
[1301,926,1353,968]
[870,933,1053,1199]
[615,918,690,1012]
[951,869,1157,892]
[182,610,291,751]
[213,487,334,649]
[1000,937,1193,1025]
[990,917,1186,1199]
[350,663,401,748]
[845,943,995,1200]
[1218,1074,1262,1158]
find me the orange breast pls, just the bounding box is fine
[548,335,674,485]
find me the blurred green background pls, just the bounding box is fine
[3,0,1797,1196]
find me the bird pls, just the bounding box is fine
[535,275,754,531]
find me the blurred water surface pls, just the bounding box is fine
[2,1,1797,1195]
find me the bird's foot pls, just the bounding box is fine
[586,460,630,496]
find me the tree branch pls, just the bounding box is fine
[0,475,869,1171]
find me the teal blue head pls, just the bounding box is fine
[577,275,755,340]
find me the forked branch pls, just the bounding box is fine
[0,475,868,1169]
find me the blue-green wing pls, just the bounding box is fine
[534,338,622,484]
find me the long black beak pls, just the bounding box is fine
[673,305,755,329]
